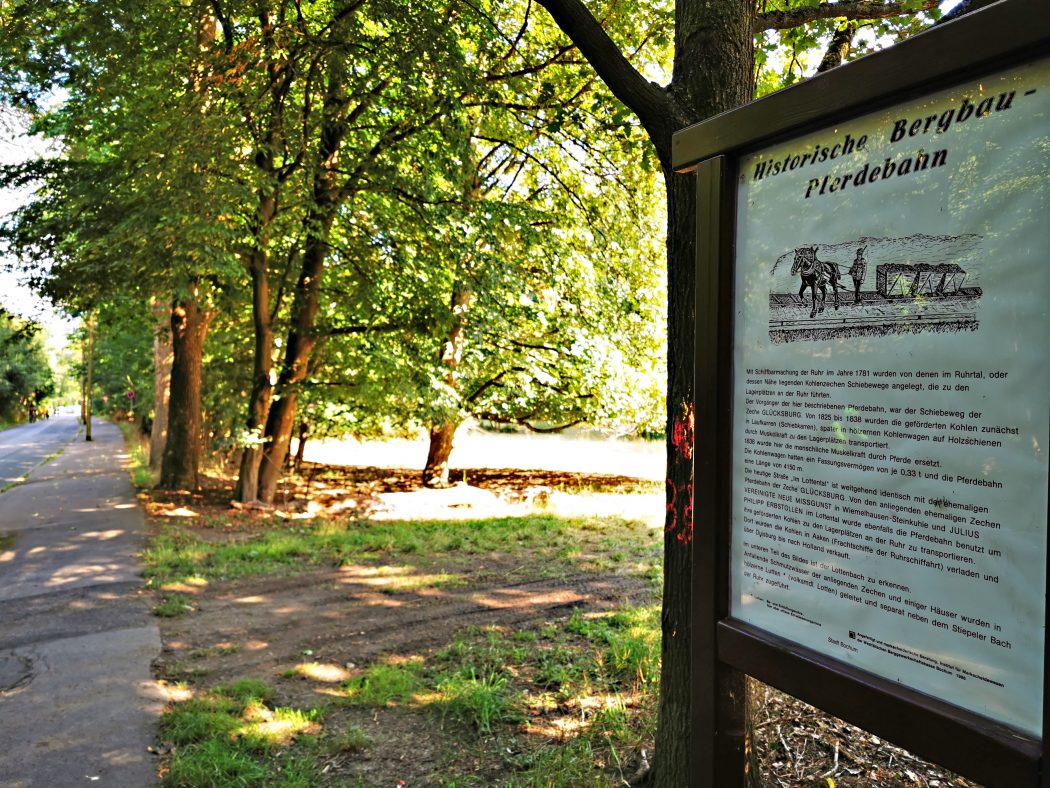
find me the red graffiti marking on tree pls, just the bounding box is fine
[666,402,695,544]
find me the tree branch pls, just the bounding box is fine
[485,44,577,82]
[208,0,235,51]
[816,21,858,72]
[474,134,587,212]
[756,0,939,32]
[532,0,670,138]
[522,418,585,433]
[466,368,522,404]
[322,322,405,337]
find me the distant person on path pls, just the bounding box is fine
[849,246,867,304]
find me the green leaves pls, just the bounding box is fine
[0,308,53,420]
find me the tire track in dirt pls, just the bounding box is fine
[155,565,655,685]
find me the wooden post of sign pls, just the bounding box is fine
[1044,482,1050,788]
[690,155,747,787]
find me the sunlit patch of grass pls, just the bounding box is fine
[434,669,525,733]
[117,422,155,488]
[235,703,323,752]
[427,605,658,785]
[566,606,660,688]
[158,680,322,787]
[334,603,656,780]
[164,737,269,787]
[143,513,654,587]
[342,659,426,707]
[159,576,209,593]
[160,694,242,746]
[153,593,195,618]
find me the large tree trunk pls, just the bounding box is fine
[149,299,173,471]
[423,422,458,487]
[422,284,471,487]
[257,213,333,503]
[156,6,215,491]
[651,4,756,786]
[234,195,277,502]
[232,4,291,502]
[83,313,95,441]
[158,293,211,491]
[513,0,757,778]
[256,18,351,504]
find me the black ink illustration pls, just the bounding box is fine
[790,246,842,318]
[768,234,983,343]
[848,247,866,304]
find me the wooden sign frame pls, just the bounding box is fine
[672,2,1050,785]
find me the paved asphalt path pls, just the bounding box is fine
[0,415,161,786]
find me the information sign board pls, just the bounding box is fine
[731,56,1050,736]
[672,3,1050,784]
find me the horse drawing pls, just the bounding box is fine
[791,246,841,318]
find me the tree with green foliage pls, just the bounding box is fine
[0,308,53,421]
[409,0,666,485]
[511,0,960,783]
[0,0,249,488]
[86,299,157,434]
[1,0,670,505]
[239,0,668,487]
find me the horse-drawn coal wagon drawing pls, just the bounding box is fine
[767,233,983,343]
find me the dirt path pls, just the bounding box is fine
[155,564,652,690]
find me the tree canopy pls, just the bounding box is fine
[0,0,668,493]
[0,307,53,420]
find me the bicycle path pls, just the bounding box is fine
[0,417,161,786]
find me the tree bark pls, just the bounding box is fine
[158,293,212,491]
[149,299,172,471]
[423,284,471,487]
[256,14,353,504]
[423,422,458,487]
[234,194,277,502]
[83,313,95,442]
[531,0,754,783]
[257,211,334,502]
[231,3,295,501]
[292,420,308,473]
[816,22,858,73]
[656,4,755,783]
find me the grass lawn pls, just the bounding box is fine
[140,456,663,786]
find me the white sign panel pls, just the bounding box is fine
[731,56,1050,735]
